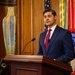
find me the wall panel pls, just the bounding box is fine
[32,0,44,54]
[20,0,32,54]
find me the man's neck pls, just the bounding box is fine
[48,24,57,28]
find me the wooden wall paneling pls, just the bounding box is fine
[31,0,34,55]
[19,0,44,55]
[32,0,44,54]
[20,0,32,55]
[17,0,21,54]
[50,0,60,25]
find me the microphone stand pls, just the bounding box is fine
[21,38,35,54]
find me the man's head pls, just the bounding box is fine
[43,9,57,28]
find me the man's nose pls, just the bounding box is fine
[46,17,49,20]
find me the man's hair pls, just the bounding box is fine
[43,9,57,16]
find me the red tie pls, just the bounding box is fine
[44,29,51,51]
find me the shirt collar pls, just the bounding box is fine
[48,25,57,31]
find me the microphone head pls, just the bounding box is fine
[31,38,36,41]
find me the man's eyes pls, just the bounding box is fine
[44,15,51,18]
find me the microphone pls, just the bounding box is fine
[31,38,36,41]
[21,38,36,54]
[48,39,50,42]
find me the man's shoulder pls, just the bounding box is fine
[40,30,47,35]
[56,26,72,37]
[57,26,70,33]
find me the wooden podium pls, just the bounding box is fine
[4,55,72,75]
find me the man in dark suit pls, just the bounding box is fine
[38,9,75,63]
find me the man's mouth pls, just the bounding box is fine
[46,21,50,23]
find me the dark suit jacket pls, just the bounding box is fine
[38,25,75,63]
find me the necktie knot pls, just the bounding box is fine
[48,29,52,32]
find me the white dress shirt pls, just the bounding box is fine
[44,25,57,43]
[48,25,57,39]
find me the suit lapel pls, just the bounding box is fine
[48,26,60,50]
[41,31,47,54]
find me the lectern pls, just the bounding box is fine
[4,55,72,75]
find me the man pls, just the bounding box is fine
[38,9,75,63]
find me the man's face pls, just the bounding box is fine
[43,12,56,27]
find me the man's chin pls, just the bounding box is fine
[45,24,50,26]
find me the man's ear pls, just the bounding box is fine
[55,16,57,19]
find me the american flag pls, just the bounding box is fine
[45,0,51,10]
[44,0,51,30]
